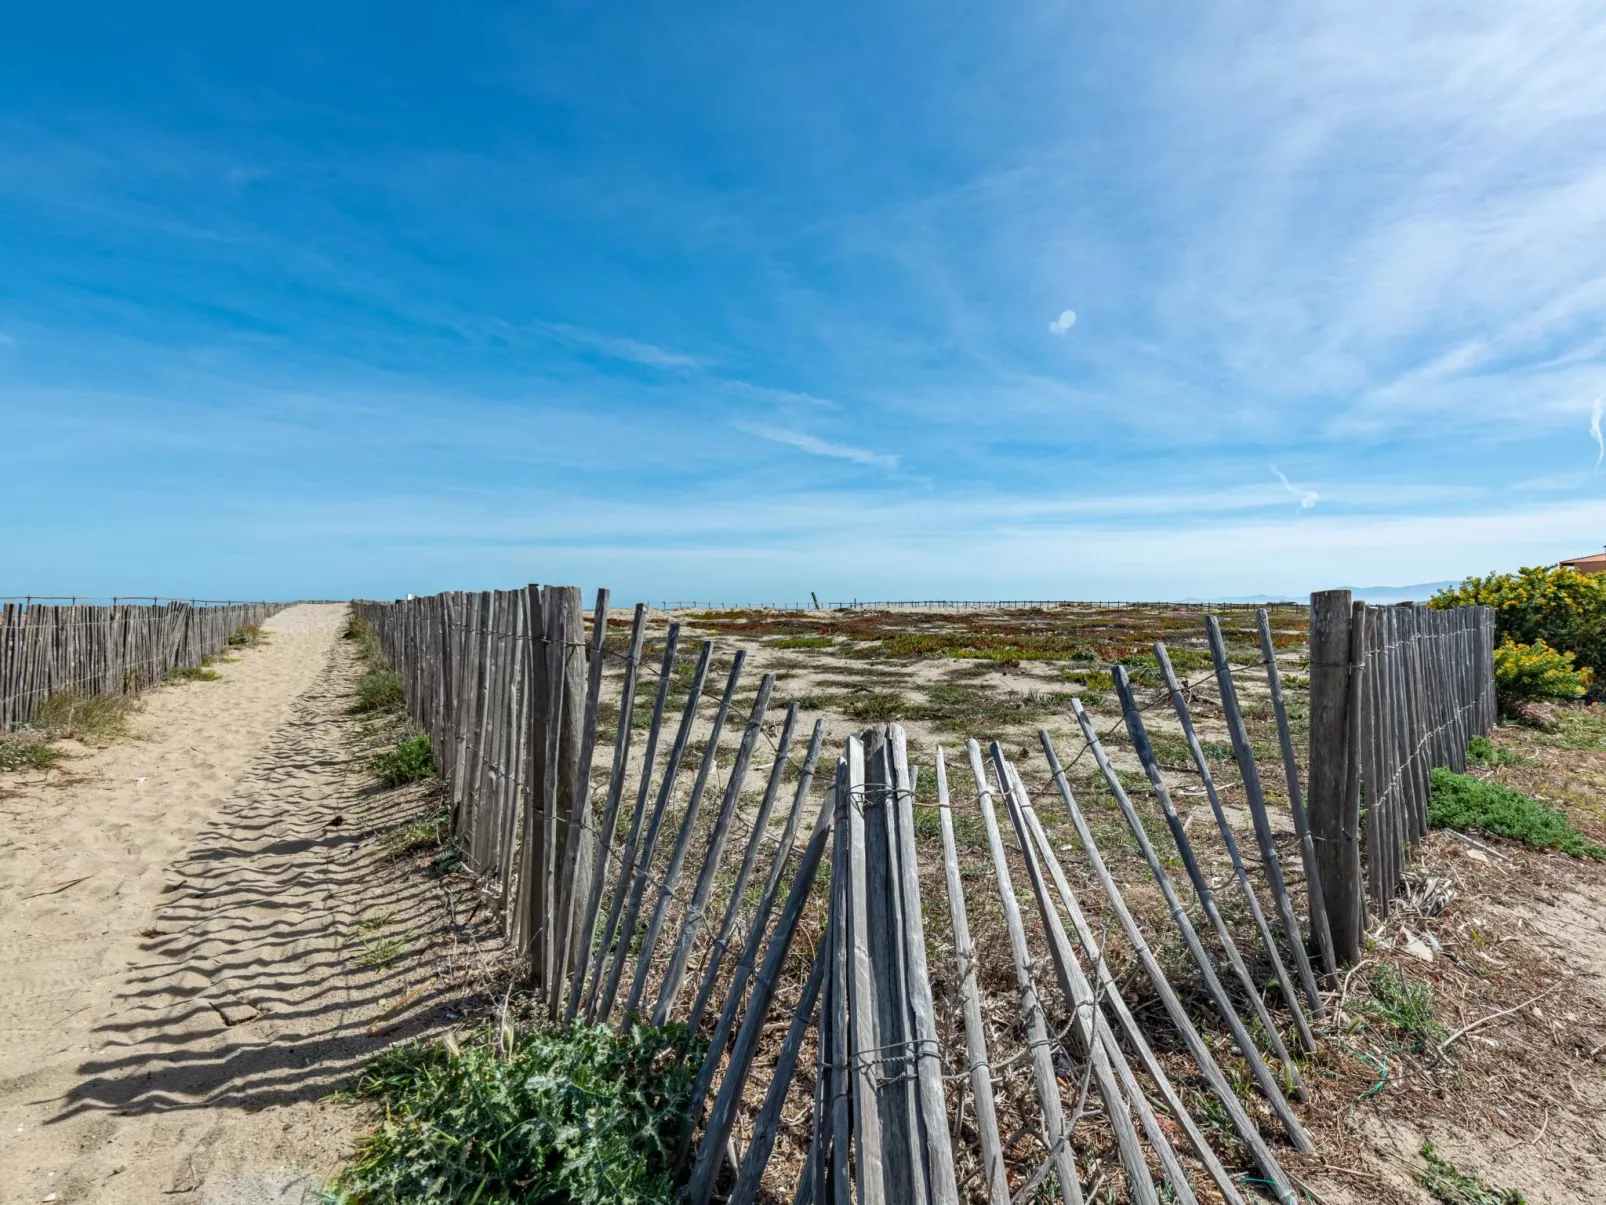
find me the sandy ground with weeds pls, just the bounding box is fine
[1281,839,1606,1205]
[4,595,1605,1204]
[1289,710,1606,1205]
[0,603,462,1205]
[652,608,1606,1204]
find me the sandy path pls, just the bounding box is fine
[0,603,449,1205]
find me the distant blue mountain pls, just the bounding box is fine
[1342,582,1458,604]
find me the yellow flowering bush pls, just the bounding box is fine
[1493,637,1591,711]
[1432,565,1606,685]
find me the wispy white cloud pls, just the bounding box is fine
[1271,465,1319,511]
[737,423,898,469]
[1592,396,1604,470]
[725,381,839,411]
[539,322,702,369]
[11,5,1606,602]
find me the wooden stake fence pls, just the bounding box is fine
[1307,593,1496,963]
[352,586,1500,1202]
[352,589,843,1102]
[1,600,282,730]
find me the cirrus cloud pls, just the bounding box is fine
[737,423,899,469]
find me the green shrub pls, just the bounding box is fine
[1429,766,1605,858]
[328,1022,704,1205]
[432,845,464,875]
[1492,637,1591,712]
[903,682,1070,734]
[1433,565,1606,683]
[372,735,434,787]
[346,611,405,712]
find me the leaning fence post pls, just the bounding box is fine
[1309,590,1364,965]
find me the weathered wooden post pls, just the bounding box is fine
[546,585,586,1005]
[1309,590,1365,965]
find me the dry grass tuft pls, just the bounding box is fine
[228,620,268,647]
[35,691,138,745]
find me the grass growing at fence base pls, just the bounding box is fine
[345,612,408,713]
[164,665,222,684]
[1362,962,1446,1046]
[0,739,62,772]
[371,735,434,787]
[35,691,136,744]
[383,806,451,860]
[1417,1140,1526,1204]
[326,1021,704,1205]
[344,612,388,665]
[228,620,268,647]
[1429,766,1606,859]
[355,669,405,713]
[911,803,990,849]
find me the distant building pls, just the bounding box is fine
[1560,549,1606,575]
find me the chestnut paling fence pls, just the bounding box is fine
[1303,593,1498,964]
[355,586,1495,1205]
[0,598,283,731]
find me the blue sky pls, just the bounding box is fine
[5,3,1606,603]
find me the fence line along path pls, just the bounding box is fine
[1,600,283,731]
